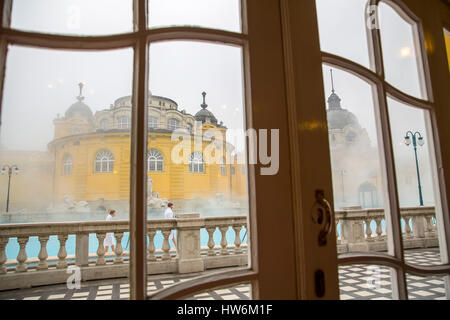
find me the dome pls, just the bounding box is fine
[326,108,360,130]
[194,92,218,125]
[325,87,360,130]
[65,101,94,121]
[195,108,218,125]
[65,83,94,122]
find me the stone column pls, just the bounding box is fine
[37,236,49,270]
[206,227,216,256]
[76,233,89,267]
[176,213,205,274]
[16,237,29,273]
[147,230,157,261]
[412,216,425,238]
[96,233,106,265]
[57,234,68,269]
[232,225,242,254]
[114,232,124,264]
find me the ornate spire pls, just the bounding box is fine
[330,69,335,93]
[327,69,342,110]
[201,91,208,109]
[77,82,85,102]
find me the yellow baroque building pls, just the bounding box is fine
[46,86,247,210]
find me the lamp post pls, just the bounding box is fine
[404,131,425,206]
[1,165,20,213]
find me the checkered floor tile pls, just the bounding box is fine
[0,274,251,301]
[339,249,448,300]
[0,249,446,300]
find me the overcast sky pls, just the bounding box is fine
[0,0,438,205]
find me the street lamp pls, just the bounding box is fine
[404,131,425,206]
[1,164,20,213]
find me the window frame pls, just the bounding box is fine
[167,117,179,131]
[189,151,204,174]
[94,149,114,173]
[147,148,164,172]
[63,154,72,176]
[1,0,448,301]
[316,0,450,299]
[0,0,258,300]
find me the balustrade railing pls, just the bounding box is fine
[335,206,438,253]
[0,215,248,291]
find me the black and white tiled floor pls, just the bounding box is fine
[339,249,448,300]
[0,274,251,301]
[0,249,447,300]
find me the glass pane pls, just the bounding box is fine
[378,2,426,99]
[316,0,371,69]
[406,274,449,300]
[148,0,241,33]
[322,66,390,255]
[184,282,252,300]
[339,264,393,300]
[146,41,250,298]
[387,98,445,266]
[11,0,133,36]
[0,45,133,297]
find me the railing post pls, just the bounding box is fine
[206,227,216,256]
[114,232,124,264]
[16,237,28,273]
[232,225,242,254]
[365,218,373,242]
[57,234,68,269]
[412,215,425,239]
[161,229,172,261]
[37,235,49,270]
[176,213,205,274]
[0,237,8,274]
[403,216,412,238]
[96,233,106,265]
[147,230,156,261]
[76,233,89,267]
[375,218,383,241]
[219,226,230,255]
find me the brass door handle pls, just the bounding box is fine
[312,189,334,246]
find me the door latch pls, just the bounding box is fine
[311,189,334,246]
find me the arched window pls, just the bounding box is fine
[147,149,164,172]
[95,150,114,173]
[187,123,192,133]
[117,116,130,129]
[189,152,204,173]
[100,119,109,130]
[220,158,226,176]
[167,118,179,130]
[63,154,72,175]
[148,116,158,129]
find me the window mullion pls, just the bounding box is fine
[130,0,148,301]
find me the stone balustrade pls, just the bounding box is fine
[0,214,248,291]
[335,206,438,253]
[0,207,438,291]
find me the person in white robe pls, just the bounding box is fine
[104,209,116,252]
[164,203,177,249]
